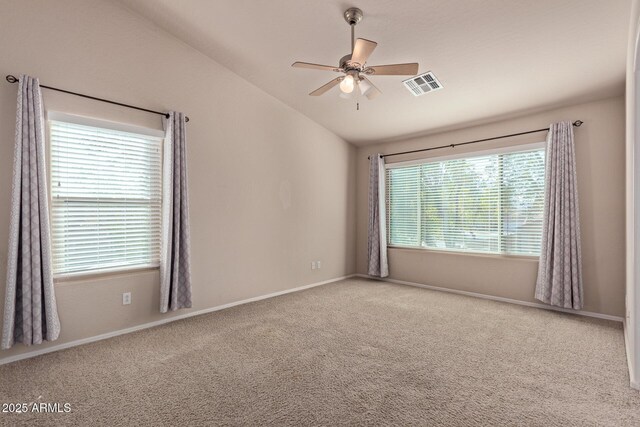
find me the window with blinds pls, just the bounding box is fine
[50,119,163,276]
[385,144,546,256]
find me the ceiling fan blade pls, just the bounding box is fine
[367,63,419,75]
[292,62,340,72]
[361,77,381,100]
[309,78,341,96]
[351,38,377,66]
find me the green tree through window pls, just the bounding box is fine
[386,146,545,256]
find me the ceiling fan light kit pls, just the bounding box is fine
[340,72,358,93]
[292,7,420,102]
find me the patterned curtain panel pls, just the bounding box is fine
[160,112,193,313]
[534,121,583,309]
[367,154,389,277]
[2,75,60,349]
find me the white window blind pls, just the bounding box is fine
[386,145,546,256]
[50,120,162,276]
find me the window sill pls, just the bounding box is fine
[54,264,160,285]
[387,245,539,261]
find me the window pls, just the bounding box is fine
[386,143,546,256]
[49,117,163,276]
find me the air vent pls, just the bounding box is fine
[403,71,443,96]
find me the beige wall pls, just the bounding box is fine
[0,0,357,362]
[357,96,626,317]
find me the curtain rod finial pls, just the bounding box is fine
[573,120,583,127]
[6,75,18,84]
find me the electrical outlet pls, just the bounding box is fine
[317,261,321,269]
[122,292,131,305]
[311,261,316,270]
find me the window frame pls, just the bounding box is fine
[47,112,165,279]
[384,141,546,259]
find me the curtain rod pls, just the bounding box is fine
[368,120,583,160]
[5,75,190,122]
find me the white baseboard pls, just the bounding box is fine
[0,274,356,366]
[355,274,625,323]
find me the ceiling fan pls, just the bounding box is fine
[292,7,419,100]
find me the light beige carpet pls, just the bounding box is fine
[0,278,638,426]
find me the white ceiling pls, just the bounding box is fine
[119,0,631,145]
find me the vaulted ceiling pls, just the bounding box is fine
[118,0,631,145]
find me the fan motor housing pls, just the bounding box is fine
[340,54,367,72]
[339,54,355,69]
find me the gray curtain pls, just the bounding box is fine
[160,112,192,313]
[2,75,60,349]
[534,121,583,309]
[367,154,389,277]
